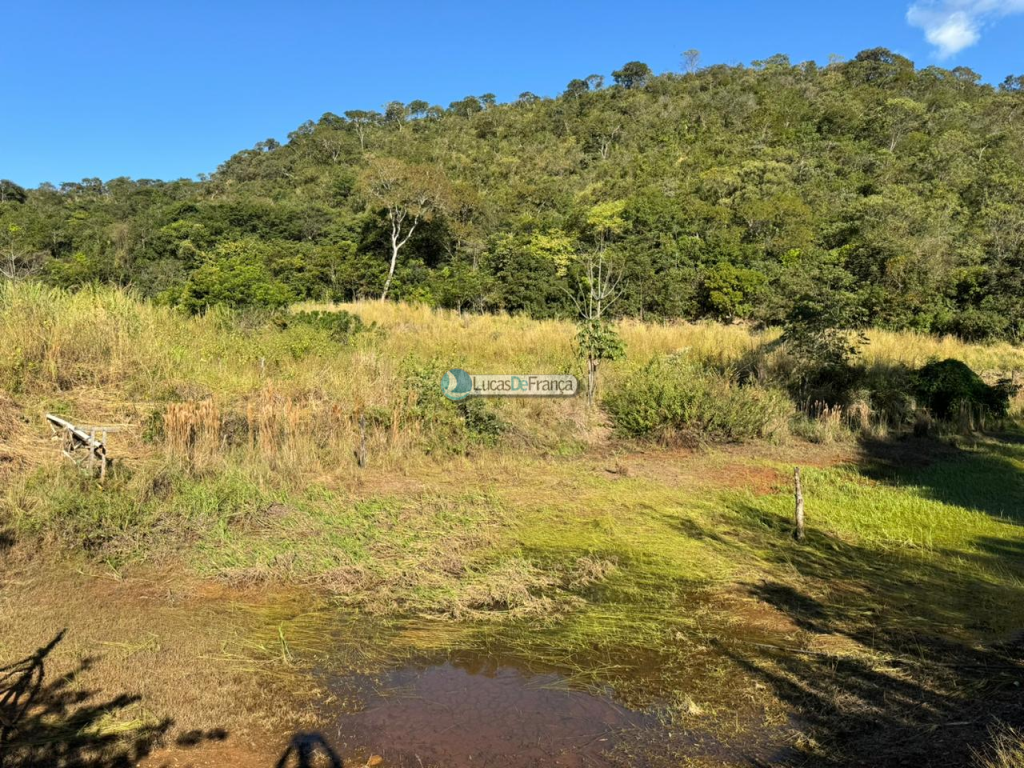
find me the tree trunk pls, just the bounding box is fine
[587,357,598,408]
[380,211,418,302]
[381,235,400,301]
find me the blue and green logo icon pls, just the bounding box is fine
[441,368,474,401]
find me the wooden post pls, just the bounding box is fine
[793,466,805,541]
[99,429,108,481]
[357,412,367,468]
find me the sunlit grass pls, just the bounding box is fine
[6,283,1024,759]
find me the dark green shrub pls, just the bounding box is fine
[698,263,767,321]
[603,356,791,443]
[277,309,368,343]
[458,398,506,440]
[913,359,1017,420]
[793,358,866,408]
[174,241,295,314]
[859,364,917,426]
[937,308,1010,343]
[401,359,506,454]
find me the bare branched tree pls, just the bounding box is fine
[682,49,701,75]
[568,201,628,407]
[359,157,450,301]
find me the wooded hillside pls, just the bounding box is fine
[3,49,1024,339]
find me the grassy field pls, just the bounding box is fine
[3,283,1024,766]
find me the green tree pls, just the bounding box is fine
[343,110,381,150]
[358,157,451,301]
[699,263,766,321]
[612,61,652,89]
[176,240,294,314]
[570,201,629,407]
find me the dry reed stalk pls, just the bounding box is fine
[846,400,873,433]
[164,400,220,465]
[246,386,311,466]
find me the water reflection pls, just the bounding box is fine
[327,655,657,767]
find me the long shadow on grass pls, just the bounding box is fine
[274,732,342,768]
[0,630,225,768]
[714,498,1024,767]
[857,433,1024,524]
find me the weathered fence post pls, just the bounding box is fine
[87,429,96,476]
[99,429,108,481]
[357,412,367,468]
[793,466,805,542]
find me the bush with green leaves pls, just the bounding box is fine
[402,359,508,454]
[913,359,1017,420]
[603,355,791,443]
[172,240,295,314]
[280,309,368,343]
[698,262,767,322]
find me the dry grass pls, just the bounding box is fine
[974,726,1024,768]
[165,400,221,463]
[3,284,1023,572]
[4,284,1023,485]
[2,283,1023,533]
[863,329,1024,373]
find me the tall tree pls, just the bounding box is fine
[358,157,450,301]
[344,110,381,150]
[570,201,628,406]
[612,61,652,89]
[682,49,701,75]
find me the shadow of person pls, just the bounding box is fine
[275,732,343,768]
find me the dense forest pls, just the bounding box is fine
[4,49,1024,340]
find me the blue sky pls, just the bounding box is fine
[3,0,1023,188]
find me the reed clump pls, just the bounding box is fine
[164,400,221,468]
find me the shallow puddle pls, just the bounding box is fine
[326,654,659,767]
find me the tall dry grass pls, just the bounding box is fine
[164,400,221,464]
[4,283,1024,482]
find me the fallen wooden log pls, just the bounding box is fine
[45,414,109,479]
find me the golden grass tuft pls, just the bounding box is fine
[246,386,301,458]
[974,725,1024,768]
[164,400,221,465]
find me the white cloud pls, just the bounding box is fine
[907,0,1024,58]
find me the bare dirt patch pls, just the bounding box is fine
[0,559,321,767]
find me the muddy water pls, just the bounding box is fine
[325,654,660,767]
